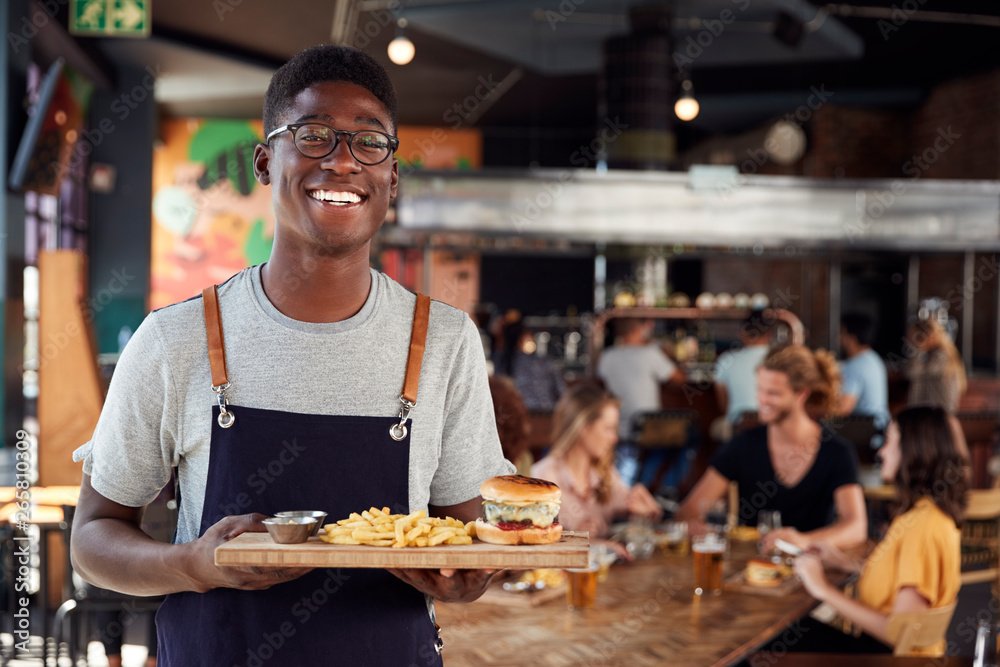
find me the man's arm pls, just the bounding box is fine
[765,484,867,550]
[72,474,310,596]
[803,484,868,548]
[676,468,730,522]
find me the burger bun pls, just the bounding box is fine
[480,475,561,503]
[475,519,563,546]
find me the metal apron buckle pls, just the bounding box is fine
[390,396,415,441]
[212,382,235,428]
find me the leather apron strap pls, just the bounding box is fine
[401,294,431,405]
[201,284,431,434]
[201,286,229,388]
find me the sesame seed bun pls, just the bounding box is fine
[479,475,561,504]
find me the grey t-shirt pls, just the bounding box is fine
[74,265,513,543]
[596,344,677,439]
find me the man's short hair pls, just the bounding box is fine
[615,318,650,338]
[741,310,772,340]
[841,312,876,347]
[263,45,399,135]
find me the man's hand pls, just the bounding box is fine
[184,513,313,592]
[388,568,501,603]
[762,526,810,553]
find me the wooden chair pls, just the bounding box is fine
[960,488,1000,591]
[821,414,882,465]
[885,602,956,656]
[630,409,696,492]
[733,410,761,435]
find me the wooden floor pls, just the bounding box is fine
[436,540,833,667]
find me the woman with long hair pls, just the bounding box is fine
[906,318,967,413]
[678,344,867,550]
[531,383,662,544]
[791,405,966,656]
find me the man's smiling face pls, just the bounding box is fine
[254,80,398,256]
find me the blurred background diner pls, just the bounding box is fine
[3,0,1000,664]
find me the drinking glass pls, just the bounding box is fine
[565,564,600,609]
[659,521,689,556]
[975,621,999,667]
[623,519,656,560]
[692,532,727,596]
[757,510,782,558]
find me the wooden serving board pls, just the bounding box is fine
[215,531,590,570]
[723,570,801,597]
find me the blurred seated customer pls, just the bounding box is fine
[493,312,565,412]
[712,310,773,442]
[834,312,889,430]
[489,375,533,476]
[94,609,157,667]
[598,318,685,485]
[906,318,967,414]
[677,345,867,550]
[532,384,662,545]
[789,406,966,656]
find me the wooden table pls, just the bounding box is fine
[436,542,836,667]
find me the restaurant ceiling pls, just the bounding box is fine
[88,0,1000,135]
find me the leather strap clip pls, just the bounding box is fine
[202,286,235,428]
[390,294,430,441]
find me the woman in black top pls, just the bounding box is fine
[677,345,867,550]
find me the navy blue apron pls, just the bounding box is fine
[155,286,443,667]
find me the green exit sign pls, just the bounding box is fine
[70,0,150,37]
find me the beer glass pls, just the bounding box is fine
[565,564,600,609]
[692,533,727,596]
[660,521,689,556]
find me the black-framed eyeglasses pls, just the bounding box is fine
[265,122,399,165]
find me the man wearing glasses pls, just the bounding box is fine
[71,45,512,666]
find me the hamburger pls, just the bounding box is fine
[475,475,563,545]
[744,558,786,588]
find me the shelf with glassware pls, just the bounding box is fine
[521,314,594,381]
[588,307,805,383]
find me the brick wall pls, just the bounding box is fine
[804,106,910,178]
[804,68,1000,180]
[911,69,1000,180]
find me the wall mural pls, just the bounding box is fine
[151,119,482,309]
[151,118,274,309]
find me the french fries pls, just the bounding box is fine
[318,506,475,548]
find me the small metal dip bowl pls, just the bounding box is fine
[263,516,318,544]
[274,511,328,536]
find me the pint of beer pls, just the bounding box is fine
[661,521,689,556]
[692,534,727,595]
[566,564,599,609]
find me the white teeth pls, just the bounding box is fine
[308,190,363,204]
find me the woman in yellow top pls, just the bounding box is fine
[792,405,966,654]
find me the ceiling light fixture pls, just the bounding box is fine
[674,79,700,122]
[387,17,415,66]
